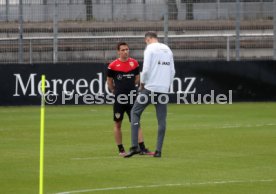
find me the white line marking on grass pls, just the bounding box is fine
[71,156,120,160]
[89,109,98,112]
[55,179,274,194]
[220,123,276,129]
[71,155,152,160]
[179,123,276,131]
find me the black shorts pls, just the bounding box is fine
[113,101,133,122]
[112,90,137,122]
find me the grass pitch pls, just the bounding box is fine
[0,103,276,194]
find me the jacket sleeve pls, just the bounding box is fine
[170,54,176,85]
[141,49,151,84]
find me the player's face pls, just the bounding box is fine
[118,45,129,61]
[145,37,151,45]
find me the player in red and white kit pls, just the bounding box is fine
[107,42,154,156]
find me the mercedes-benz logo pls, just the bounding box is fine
[117,74,123,80]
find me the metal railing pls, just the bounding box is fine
[0,0,275,63]
[0,32,273,63]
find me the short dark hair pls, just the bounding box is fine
[145,31,158,39]
[117,42,128,51]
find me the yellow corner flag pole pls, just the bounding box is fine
[39,75,46,194]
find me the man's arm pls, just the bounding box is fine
[170,55,176,85]
[107,77,115,94]
[140,49,151,85]
[135,74,145,91]
[135,74,140,86]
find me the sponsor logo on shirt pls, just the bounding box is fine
[124,73,134,78]
[117,74,123,80]
[158,61,170,65]
[116,73,134,80]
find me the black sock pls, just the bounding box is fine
[139,142,146,150]
[118,144,125,152]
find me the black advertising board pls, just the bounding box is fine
[0,61,276,105]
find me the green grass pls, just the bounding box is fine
[0,103,276,194]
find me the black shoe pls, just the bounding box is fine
[139,148,155,155]
[153,150,162,158]
[124,146,140,158]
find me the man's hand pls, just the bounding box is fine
[139,83,145,91]
[107,77,115,94]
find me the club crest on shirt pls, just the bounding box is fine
[115,113,121,119]
[129,62,134,67]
